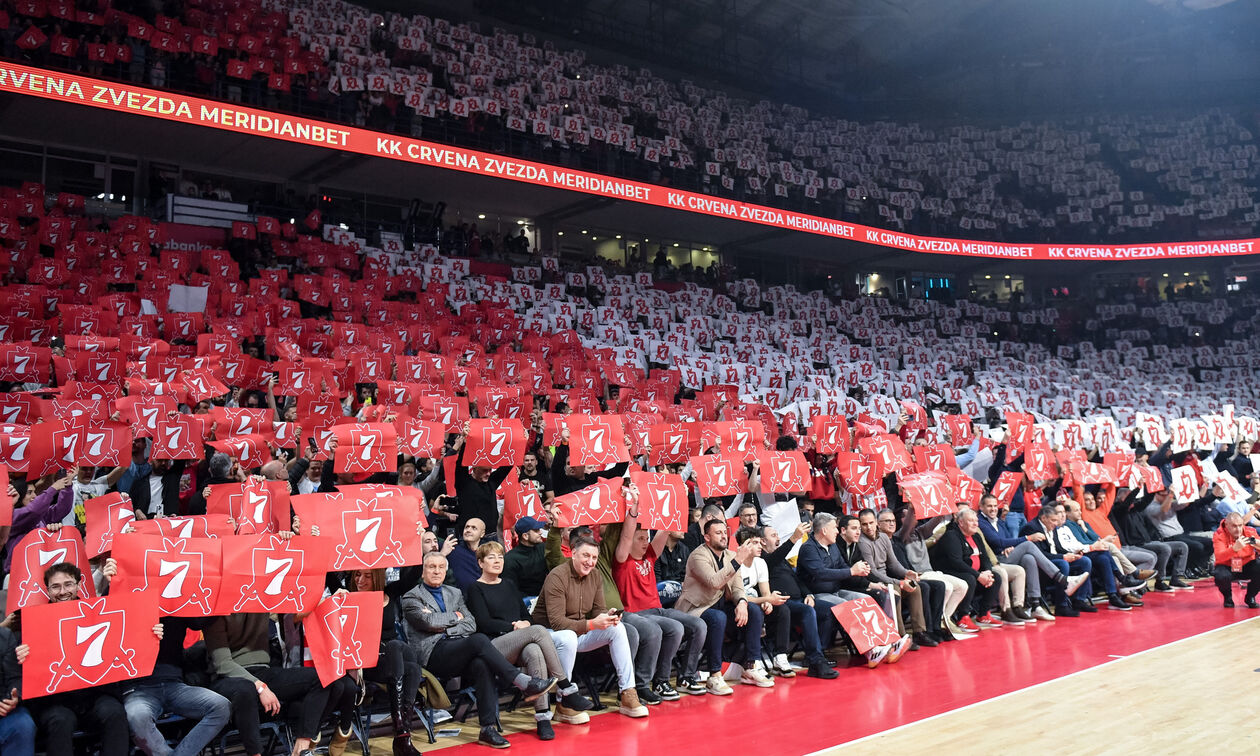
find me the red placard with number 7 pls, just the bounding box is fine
[831,596,900,655]
[809,416,850,455]
[629,471,687,533]
[553,478,625,528]
[332,423,398,474]
[899,471,957,519]
[22,593,161,697]
[463,418,526,468]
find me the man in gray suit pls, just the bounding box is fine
[402,552,557,749]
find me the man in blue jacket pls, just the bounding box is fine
[978,495,1085,620]
[797,513,909,667]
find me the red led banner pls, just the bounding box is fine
[0,61,1255,262]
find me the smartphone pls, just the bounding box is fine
[608,608,623,617]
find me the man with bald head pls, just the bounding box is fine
[1213,509,1260,608]
[449,518,487,590]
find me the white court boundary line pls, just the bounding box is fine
[807,614,1260,755]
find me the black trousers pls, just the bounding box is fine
[1214,559,1260,601]
[213,666,328,754]
[33,688,128,756]
[425,634,520,727]
[365,639,423,713]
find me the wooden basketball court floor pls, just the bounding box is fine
[365,581,1258,755]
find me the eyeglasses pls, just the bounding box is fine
[877,519,896,524]
[48,580,79,593]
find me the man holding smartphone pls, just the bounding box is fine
[1213,511,1260,608]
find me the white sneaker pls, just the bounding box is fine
[706,675,734,696]
[771,654,796,677]
[866,645,889,668]
[1065,572,1089,597]
[885,634,913,665]
[741,666,775,687]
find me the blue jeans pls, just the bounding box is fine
[1083,551,1117,595]
[0,707,35,756]
[722,600,765,666]
[784,600,825,662]
[699,608,727,673]
[124,681,231,756]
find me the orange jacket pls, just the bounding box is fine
[1077,484,1119,542]
[1213,523,1259,569]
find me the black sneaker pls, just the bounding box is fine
[635,685,662,705]
[1056,603,1080,617]
[1224,598,1236,608]
[912,632,938,648]
[1247,597,1260,609]
[652,680,681,701]
[1106,594,1132,611]
[559,689,594,711]
[479,726,510,749]
[677,676,707,695]
[536,719,555,741]
[1151,581,1173,592]
[1073,600,1098,613]
[521,676,558,701]
[1169,577,1194,590]
[933,629,956,643]
[807,660,839,679]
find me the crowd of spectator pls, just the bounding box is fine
[4,0,1260,245]
[0,169,1255,756]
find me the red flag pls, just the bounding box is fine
[84,492,135,558]
[989,471,1023,507]
[130,514,235,540]
[690,454,748,498]
[857,434,911,473]
[629,471,686,533]
[646,423,701,465]
[463,418,526,468]
[899,471,957,519]
[302,592,383,686]
[395,418,444,458]
[0,426,31,474]
[809,416,850,455]
[552,478,625,528]
[830,596,900,655]
[706,420,765,461]
[211,407,272,439]
[291,488,424,571]
[22,593,160,697]
[111,534,222,616]
[6,527,95,615]
[754,451,810,494]
[567,415,629,467]
[941,414,974,447]
[500,480,545,533]
[331,423,398,475]
[207,433,273,470]
[151,416,205,461]
[205,478,290,534]
[835,452,884,497]
[1022,443,1057,480]
[911,444,956,474]
[216,534,331,614]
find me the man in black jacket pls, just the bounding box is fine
[129,456,192,518]
[929,508,1002,632]
[762,523,837,679]
[1018,503,1096,616]
[1110,486,1190,591]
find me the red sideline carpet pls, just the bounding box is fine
[443,586,1251,755]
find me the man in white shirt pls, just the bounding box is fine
[1054,508,1132,611]
[733,527,783,684]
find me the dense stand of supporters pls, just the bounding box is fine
[4,0,1260,243]
[0,177,1255,756]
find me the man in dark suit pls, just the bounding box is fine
[928,508,1002,633]
[1020,501,1096,616]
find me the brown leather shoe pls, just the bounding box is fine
[1122,593,1144,606]
[1135,569,1157,582]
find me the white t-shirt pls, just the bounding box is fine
[738,557,769,600]
[66,477,109,526]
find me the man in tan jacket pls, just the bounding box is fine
[676,518,766,693]
[533,532,648,719]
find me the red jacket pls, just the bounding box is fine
[1213,523,1259,570]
